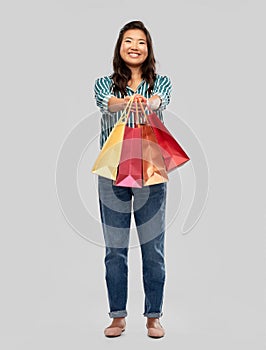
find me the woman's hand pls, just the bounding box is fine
[132,94,147,103]
[124,94,146,104]
[124,94,147,113]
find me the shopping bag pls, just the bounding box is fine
[141,124,168,186]
[146,110,190,172]
[91,122,125,180]
[114,125,142,188]
[92,97,134,180]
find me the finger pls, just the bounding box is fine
[133,95,146,103]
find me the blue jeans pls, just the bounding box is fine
[98,176,167,319]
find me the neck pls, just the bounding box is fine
[129,66,142,80]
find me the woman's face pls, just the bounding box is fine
[120,29,148,68]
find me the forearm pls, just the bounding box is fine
[107,96,127,113]
[107,94,161,113]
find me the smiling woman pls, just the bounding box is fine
[93,20,172,339]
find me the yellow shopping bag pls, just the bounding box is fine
[91,96,134,180]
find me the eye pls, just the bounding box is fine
[139,41,146,45]
[125,39,131,43]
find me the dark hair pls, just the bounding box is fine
[111,20,156,97]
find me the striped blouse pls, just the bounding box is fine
[94,74,172,149]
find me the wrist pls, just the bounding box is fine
[147,96,161,110]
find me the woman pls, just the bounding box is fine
[94,20,172,338]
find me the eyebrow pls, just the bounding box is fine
[124,36,146,41]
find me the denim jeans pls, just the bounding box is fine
[98,176,167,319]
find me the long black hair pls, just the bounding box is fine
[111,21,156,97]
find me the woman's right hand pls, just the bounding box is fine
[124,95,146,103]
[124,95,147,112]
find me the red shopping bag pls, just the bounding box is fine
[147,112,190,172]
[141,124,168,186]
[114,125,143,188]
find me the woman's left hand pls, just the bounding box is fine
[133,94,147,103]
[130,94,147,113]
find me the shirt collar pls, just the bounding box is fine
[126,80,146,92]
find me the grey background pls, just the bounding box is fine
[1,0,265,349]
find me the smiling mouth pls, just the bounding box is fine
[128,53,140,58]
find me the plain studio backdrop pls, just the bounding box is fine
[0,0,265,349]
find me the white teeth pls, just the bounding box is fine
[129,53,139,58]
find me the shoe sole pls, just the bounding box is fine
[148,334,164,339]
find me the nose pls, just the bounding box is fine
[130,41,138,50]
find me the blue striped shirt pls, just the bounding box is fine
[94,74,172,149]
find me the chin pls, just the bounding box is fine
[126,60,145,66]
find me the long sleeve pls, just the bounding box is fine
[94,76,115,112]
[152,75,172,111]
